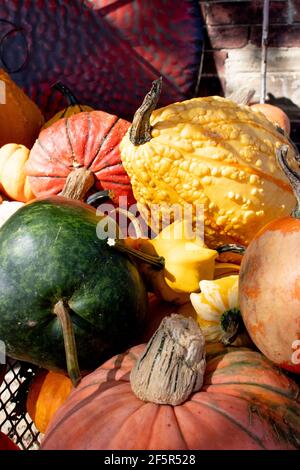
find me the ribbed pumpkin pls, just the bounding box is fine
[27,370,72,433]
[250,103,290,135]
[0,144,34,202]
[0,432,19,451]
[42,327,300,450]
[42,83,94,130]
[120,80,296,247]
[0,69,44,148]
[26,111,135,205]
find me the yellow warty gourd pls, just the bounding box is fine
[120,79,296,247]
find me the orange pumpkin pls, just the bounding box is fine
[250,103,290,135]
[27,370,73,434]
[0,69,44,148]
[42,316,300,450]
[0,432,19,450]
[0,144,34,202]
[239,145,300,374]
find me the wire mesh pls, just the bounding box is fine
[0,359,40,450]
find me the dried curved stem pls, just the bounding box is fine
[129,77,162,145]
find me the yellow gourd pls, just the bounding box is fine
[120,79,296,247]
[111,220,240,304]
[0,144,34,202]
[42,82,94,129]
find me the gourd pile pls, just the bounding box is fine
[0,71,300,450]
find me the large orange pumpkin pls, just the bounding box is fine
[0,69,44,148]
[26,111,135,205]
[0,144,34,202]
[239,145,300,374]
[42,320,300,450]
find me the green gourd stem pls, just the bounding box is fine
[108,239,165,270]
[217,244,246,255]
[53,81,81,108]
[276,145,300,218]
[220,308,242,345]
[53,300,81,387]
[129,77,162,145]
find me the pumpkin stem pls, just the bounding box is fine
[61,167,94,201]
[53,82,80,108]
[129,77,162,146]
[220,308,242,345]
[86,190,111,206]
[217,244,246,255]
[108,238,165,270]
[53,300,81,387]
[276,145,300,218]
[130,314,206,405]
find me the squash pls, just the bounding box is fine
[0,201,24,228]
[0,432,19,450]
[0,144,34,202]
[0,197,147,384]
[120,79,296,247]
[0,69,44,148]
[181,275,239,343]
[42,82,94,130]
[27,370,72,433]
[26,110,135,205]
[239,145,300,374]
[250,103,290,135]
[41,315,300,450]
[115,220,242,305]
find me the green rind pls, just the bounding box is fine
[0,197,147,372]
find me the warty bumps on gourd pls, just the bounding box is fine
[120,81,296,247]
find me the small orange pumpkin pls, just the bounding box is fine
[0,69,44,148]
[250,103,290,135]
[27,369,72,433]
[0,144,34,202]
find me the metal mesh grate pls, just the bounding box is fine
[0,359,40,450]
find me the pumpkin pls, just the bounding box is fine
[41,315,300,450]
[0,69,44,148]
[0,144,34,202]
[239,145,300,374]
[250,103,290,135]
[0,197,147,384]
[0,432,19,451]
[26,111,135,205]
[42,83,94,130]
[120,79,296,247]
[0,201,24,228]
[27,369,72,433]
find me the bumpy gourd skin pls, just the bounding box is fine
[0,197,147,373]
[121,96,296,247]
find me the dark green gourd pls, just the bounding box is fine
[0,197,147,384]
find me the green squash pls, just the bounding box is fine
[0,197,147,384]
